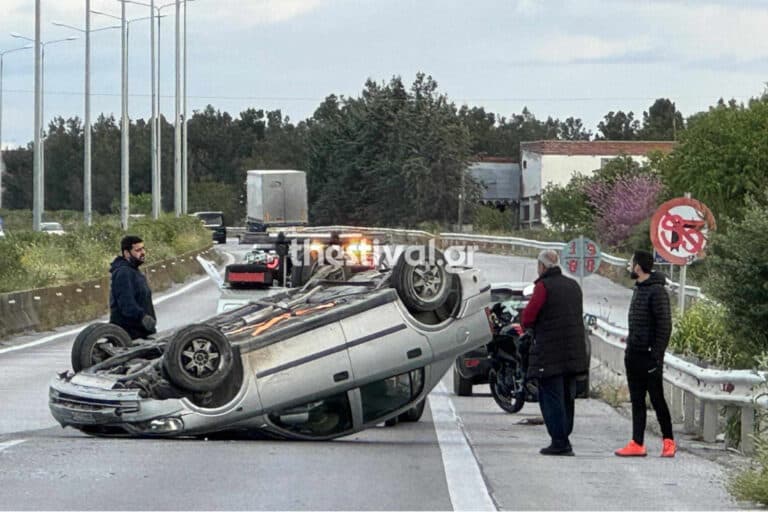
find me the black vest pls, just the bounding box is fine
[529,267,588,378]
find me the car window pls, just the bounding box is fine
[196,213,223,225]
[360,368,424,423]
[268,391,353,437]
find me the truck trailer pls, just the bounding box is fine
[239,170,308,245]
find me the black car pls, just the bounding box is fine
[453,282,530,396]
[193,211,227,244]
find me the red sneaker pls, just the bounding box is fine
[615,440,647,457]
[661,438,677,458]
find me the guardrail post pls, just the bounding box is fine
[740,407,755,455]
[702,402,719,442]
[684,391,697,434]
[670,385,684,423]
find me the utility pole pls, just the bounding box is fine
[150,0,159,218]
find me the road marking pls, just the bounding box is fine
[0,251,235,356]
[0,439,26,452]
[429,381,497,511]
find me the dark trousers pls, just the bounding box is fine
[625,352,674,445]
[538,374,577,449]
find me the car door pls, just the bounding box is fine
[249,321,353,411]
[340,300,433,386]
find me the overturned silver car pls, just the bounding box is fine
[49,246,492,440]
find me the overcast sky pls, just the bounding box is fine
[1,0,766,148]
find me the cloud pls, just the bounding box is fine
[531,34,655,64]
[188,0,323,28]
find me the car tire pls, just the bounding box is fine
[391,246,453,313]
[453,365,473,396]
[163,324,234,392]
[489,368,525,413]
[71,323,132,372]
[398,399,426,422]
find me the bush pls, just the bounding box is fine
[0,214,210,293]
[668,300,740,368]
[729,425,768,506]
[472,205,514,233]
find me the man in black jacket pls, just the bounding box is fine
[109,235,157,340]
[615,250,676,458]
[522,250,588,456]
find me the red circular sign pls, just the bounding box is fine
[650,197,716,265]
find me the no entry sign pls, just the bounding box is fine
[650,197,716,265]
[563,236,602,279]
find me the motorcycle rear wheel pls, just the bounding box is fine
[489,368,525,414]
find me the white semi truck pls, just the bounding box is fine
[239,170,308,245]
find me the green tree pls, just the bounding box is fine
[660,95,768,221]
[705,193,768,366]
[639,98,684,140]
[596,110,640,140]
[541,173,594,235]
[559,116,592,140]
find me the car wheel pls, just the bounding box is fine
[71,323,132,372]
[489,368,525,413]
[453,365,473,396]
[398,399,426,422]
[163,324,233,392]
[391,246,453,313]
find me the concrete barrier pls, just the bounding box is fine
[0,246,215,340]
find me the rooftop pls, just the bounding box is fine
[520,140,676,156]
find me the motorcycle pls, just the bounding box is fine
[486,302,538,413]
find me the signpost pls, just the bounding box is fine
[563,236,602,287]
[650,194,716,313]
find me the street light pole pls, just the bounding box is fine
[12,32,76,228]
[33,0,41,231]
[0,44,32,209]
[52,20,119,227]
[150,0,159,218]
[121,0,129,230]
[173,0,181,217]
[182,0,188,214]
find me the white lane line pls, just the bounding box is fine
[429,381,497,512]
[0,252,235,356]
[0,439,26,452]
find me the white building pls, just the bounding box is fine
[520,140,676,226]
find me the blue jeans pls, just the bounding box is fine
[537,374,577,449]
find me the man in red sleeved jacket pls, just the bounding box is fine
[521,249,588,456]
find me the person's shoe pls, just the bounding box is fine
[661,438,677,458]
[540,444,574,456]
[615,440,647,457]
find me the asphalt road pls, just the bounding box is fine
[0,242,741,510]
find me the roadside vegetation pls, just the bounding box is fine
[0,213,210,293]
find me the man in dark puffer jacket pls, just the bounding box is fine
[615,250,676,458]
[522,250,588,456]
[109,235,157,340]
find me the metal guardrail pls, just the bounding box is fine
[587,314,767,454]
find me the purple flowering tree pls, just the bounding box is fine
[585,173,664,247]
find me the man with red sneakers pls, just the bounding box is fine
[615,250,677,458]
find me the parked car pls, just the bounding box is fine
[192,211,227,244]
[49,246,493,440]
[40,222,66,235]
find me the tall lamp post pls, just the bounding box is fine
[12,33,77,219]
[51,19,120,226]
[0,44,33,209]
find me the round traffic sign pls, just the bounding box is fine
[563,236,602,277]
[650,197,716,265]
